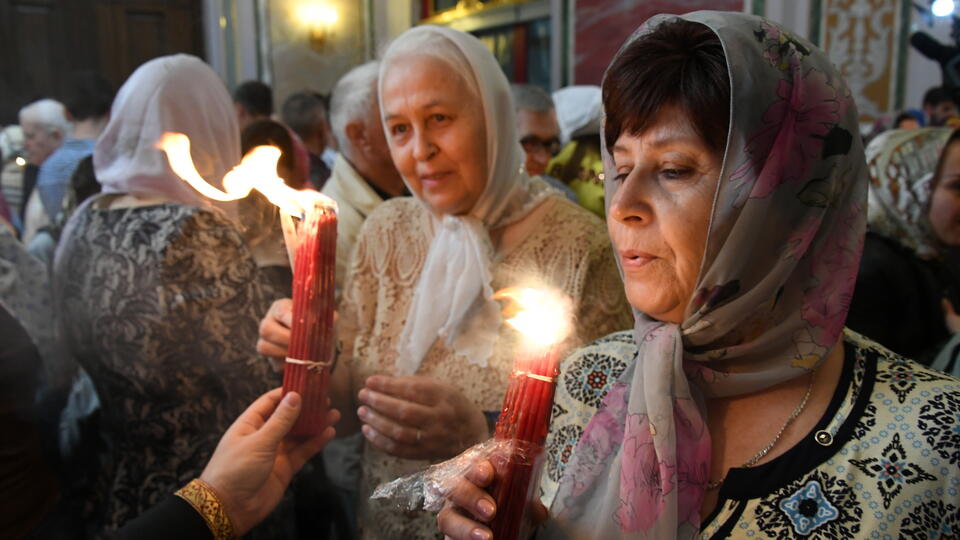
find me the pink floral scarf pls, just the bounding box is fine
[550,11,868,538]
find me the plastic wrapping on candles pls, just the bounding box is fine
[370,438,538,512]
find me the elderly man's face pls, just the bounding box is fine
[364,100,404,187]
[21,122,62,165]
[516,108,561,177]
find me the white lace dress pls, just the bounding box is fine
[337,195,633,539]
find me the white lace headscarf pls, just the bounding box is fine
[93,54,240,217]
[379,26,555,375]
[864,127,953,259]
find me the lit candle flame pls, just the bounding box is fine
[494,287,573,349]
[158,131,336,217]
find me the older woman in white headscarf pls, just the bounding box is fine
[53,54,289,537]
[258,26,631,538]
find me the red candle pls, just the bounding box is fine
[282,201,337,437]
[157,132,338,438]
[488,288,571,540]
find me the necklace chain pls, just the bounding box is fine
[706,372,815,491]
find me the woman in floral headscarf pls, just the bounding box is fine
[847,127,960,365]
[438,11,960,539]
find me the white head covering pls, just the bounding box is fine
[94,54,240,215]
[379,25,556,375]
[552,85,603,145]
[864,127,953,259]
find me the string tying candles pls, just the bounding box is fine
[489,287,573,540]
[159,132,337,437]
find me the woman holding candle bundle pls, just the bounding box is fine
[257,24,632,538]
[438,11,960,539]
[53,55,295,538]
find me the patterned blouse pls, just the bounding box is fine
[543,330,960,538]
[54,200,286,538]
[339,196,634,539]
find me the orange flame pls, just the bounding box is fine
[158,132,336,217]
[493,287,573,349]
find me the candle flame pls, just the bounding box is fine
[158,132,336,217]
[494,287,573,349]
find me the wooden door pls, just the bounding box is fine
[0,0,203,126]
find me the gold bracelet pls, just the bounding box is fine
[175,478,236,540]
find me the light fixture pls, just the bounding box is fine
[298,3,339,51]
[15,156,25,167]
[932,0,955,17]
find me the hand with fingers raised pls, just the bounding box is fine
[357,374,490,461]
[257,298,293,359]
[199,388,340,536]
[257,298,339,369]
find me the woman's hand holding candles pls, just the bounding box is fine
[436,459,549,540]
[357,375,489,461]
[258,303,488,460]
[257,298,295,362]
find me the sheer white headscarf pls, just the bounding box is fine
[552,85,603,145]
[379,26,555,375]
[94,54,240,216]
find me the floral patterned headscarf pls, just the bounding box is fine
[864,127,953,259]
[550,11,868,538]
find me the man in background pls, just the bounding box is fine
[282,91,333,189]
[18,99,70,247]
[510,84,577,201]
[323,61,406,288]
[923,86,959,126]
[234,80,273,131]
[37,72,113,225]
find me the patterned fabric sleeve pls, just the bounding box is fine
[541,331,637,506]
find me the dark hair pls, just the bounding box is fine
[931,128,960,193]
[62,71,114,121]
[893,112,919,128]
[234,81,274,116]
[281,91,327,140]
[603,19,730,154]
[241,119,298,186]
[923,86,957,108]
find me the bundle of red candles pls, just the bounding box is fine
[282,201,338,437]
[157,133,339,437]
[488,288,571,540]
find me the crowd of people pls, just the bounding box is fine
[1,9,958,540]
